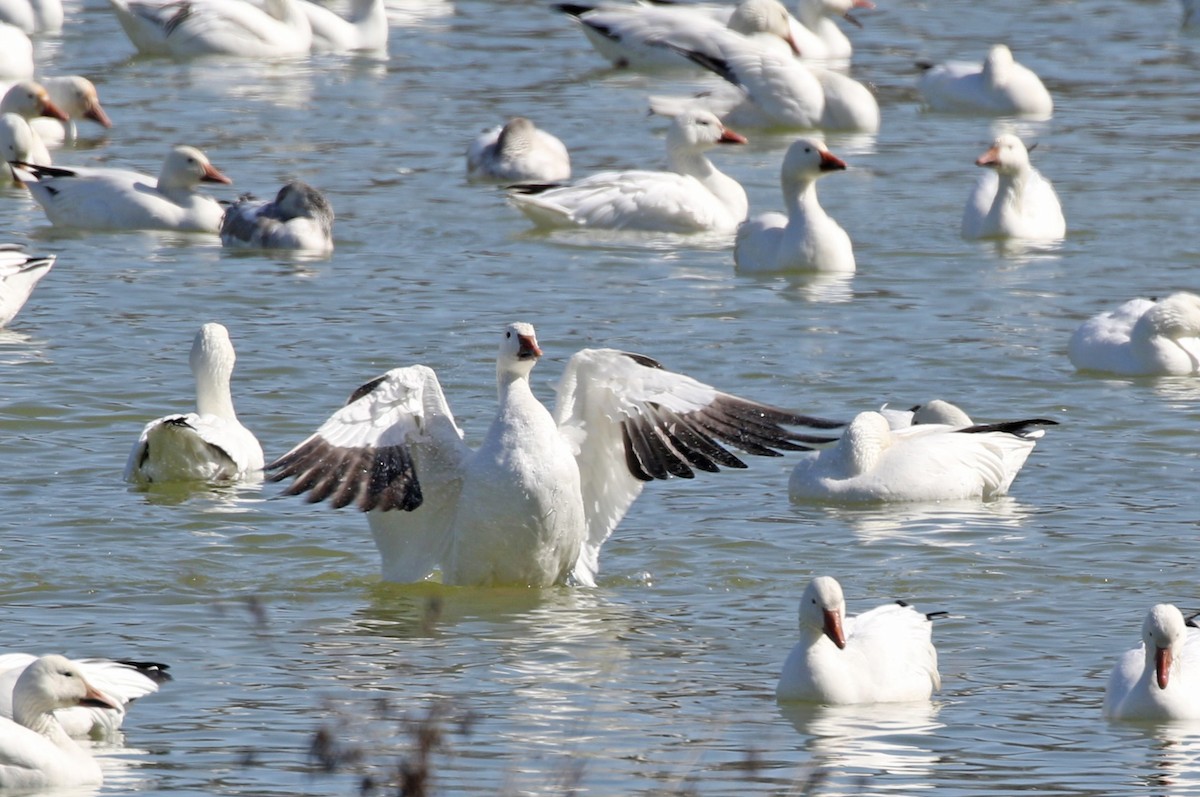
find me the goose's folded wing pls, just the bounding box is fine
[553,348,842,583]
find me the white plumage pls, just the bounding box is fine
[108,0,313,58]
[1104,604,1200,722]
[961,133,1064,242]
[30,76,114,149]
[466,117,571,184]
[1068,293,1200,376]
[220,180,334,252]
[0,245,52,326]
[918,44,1052,118]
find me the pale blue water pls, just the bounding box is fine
[3,0,1200,794]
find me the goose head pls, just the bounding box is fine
[727,0,799,54]
[666,110,747,157]
[274,180,334,223]
[496,117,538,158]
[911,399,973,426]
[799,576,847,649]
[1143,604,1188,690]
[159,145,232,192]
[796,0,873,28]
[498,322,542,381]
[1145,292,1200,340]
[11,655,119,727]
[0,81,69,122]
[780,136,846,191]
[46,76,112,129]
[975,133,1032,177]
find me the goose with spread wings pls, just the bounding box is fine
[268,322,843,587]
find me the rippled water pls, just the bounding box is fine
[4,0,1200,794]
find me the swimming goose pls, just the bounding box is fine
[507,110,748,233]
[734,136,853,273]
[917,44,1052,118]
[30,76,113,149]
[0,245,52,326]
[466,117,571,183]
[0,0,62,33]
[267,322,843,587]
[1,80,70,165]
[0,654,169,738]
[109,0,313,58]
[18,145,232,233]
[788,410,1056,502]
[125,322,265,485]
[0,655,119,792]
[1104,604,1200,721]
[961,133,1064,241]
[558,0,799,71]
[776,576,941,704]
[300,0,386,52]
[220,180,334,252]
[1067,293,1200,376]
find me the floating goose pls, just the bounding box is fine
[220,180,334,252]
[109,0,313,58]
[1,80,70,165]
[786,0,874,63]
[0,655,119,792]
[1104,604,1200,721]
[917,44,1052,118]
[30,76,113,149]
[0,245,52,326]
[300,0,387,53]
[776,576,942,704]
[0,654,169,738]
[1067,293,1200,376]
[125,322,265,485]
[788,410,1056,502]
[267,322,843,587]
[18,145,232,233]
[507,110,748,232]
[961,133,1064,241]
[466,117,571,184]
[734,136,853,273]
[0,0,62,33]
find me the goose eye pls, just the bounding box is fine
[506,331,512,338]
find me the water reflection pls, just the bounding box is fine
[795,498,1034,546]
[1121,724,1200,797]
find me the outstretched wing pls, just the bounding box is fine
[552,348,842,583]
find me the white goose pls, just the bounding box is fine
[466,117,571,183]
[109,0,313,58]
[0,114,36,184]
[558,0,799,71]
[1067,293,1200,376]
[30,76,113,149]
[776,576,941,704]
[0,0,62,33]
[786,0,874,64]
[880,399,974,430]
[300,0,386,52]
[961,133,1064,242]
[220,180,334,252]
[267,322,842,587]
[0,654,169,738]
[918,44,1053,118]
[507,110,748,233]
[125,322,265,485]
[788,409,1055,502]
[18,145,232,233]
[0,655,119,792]
[1,80,70,165]
[734,136,853,273]
[1104,604,1200,721]
[0,245,52,326]
[0,22,32,80]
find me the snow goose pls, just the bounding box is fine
[918,44,1052,118]
[1067,293,1200,376]
[734,136,853,273]
[788,409,1056,502]
[1104,604,1200,721]
[300,0,387,53]
[0,114,37,184]
[880,399,974,430]
[0,654,169,738]
[125,322,265,485]
[0,22,33,80]
[31,76,113,149]
[0,0,62,33]
[466,117,571,183]
[18,145,232,233]
[776,576,942,704]
[267,322,844,587]
[961,133,1064,241]
[507,110,748,233]
[0,245,52,326]
[0,655,119,792]
[557,0,799,71]
[1,80,70,165]
[220,180,334,252]
[109,0,313,58]
[787,0,874,64]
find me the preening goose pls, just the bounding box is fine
[1068,293,1200,376]
[466,117,571,184]
[220,180,334,252]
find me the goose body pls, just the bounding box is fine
[109,0,313,58]
[0,113,36,184]
[507,110,748,233]
[788,410,1055,502]
[0,655,119,792]
[962,133,1064,241]
[300,0,386,52]
[466,117,571,183]
[734,136,853,273]
[918,44,1052,118]
[0,654,169,738]
[220,180,334,252]
[0,0,62,33]
[1104,604,1200,721]
[0,245,52,326]
[776,576,941,704]
[0,22,32,81]
[267,322,842,587]
[1067,293,1200,376]
[19,145,232,233]
[125,322,264,485]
